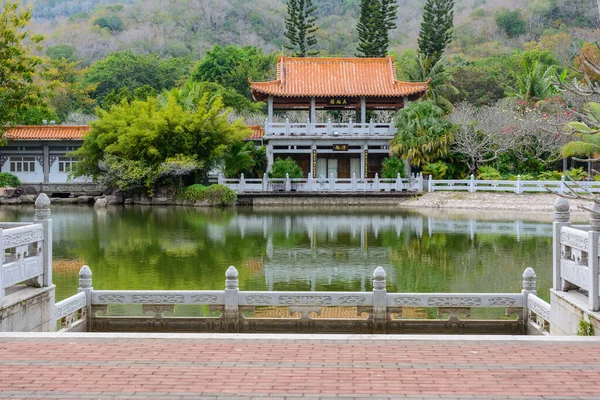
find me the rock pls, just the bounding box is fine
[123,197,134,204]
[77,196,93,204]
[104,195,122,205]
[22,186,38,195]
[0,197,20,205]
[94,198,107,208]
[0,188,15,198]
[53,198,79,204]
[151,197,169,205]
[18,195,36,204]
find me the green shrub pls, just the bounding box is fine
[180,184,207,201]
[203,184,237,206]
[537,170,563,181]
[268,157,303,179]
[565,167,587,181]
[506,173,535,181]
[494,8,525,38]
[576,317,595,336]
[180,184,236,206]
[381,157,406,178]
[477,166,502,180]
[0,172,21,188]
[422,161,448,179]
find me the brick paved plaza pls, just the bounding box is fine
[0,333,599,399]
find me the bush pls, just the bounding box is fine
[565,167,587,181]
[180,184,236,206]
[203,184,237,206]
[381,157,406,178]
[180,184,207,201]
[93,16,125,32]
[0,172,21,188]
[422,161,448,179]
[268,157,303,178]
[537,170,563,181]
[477,166,502,180]
[494,8,525,38]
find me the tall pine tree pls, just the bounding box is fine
[284,0,318,57]
[356,0,397,57]
[418,0,454,64]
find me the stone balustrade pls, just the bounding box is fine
[265,121,396,137]
[55,264,547,335]
[219,173,424,193]
[0,193,52,304]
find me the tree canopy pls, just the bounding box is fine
[418,0,454,64]
[0,1,44,133]
[356,0,397,57]
[284,0,319,57]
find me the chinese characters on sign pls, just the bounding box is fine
[332,144,348,151]
[328,98,348,106]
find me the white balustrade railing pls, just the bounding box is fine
[553,197,600,312]
[0,194,52,304]
[219,173,424,193]
[57,264,543,334]
[429,175,600,194]
[527,294,551,335]
[265,120,396,137]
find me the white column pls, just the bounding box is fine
[43,144,49,184]
[589,206,600,311]
[403,96,409,108]
[268,96,274,122]
[310,97,316,123]
[360,96,366,124]
[34,194,52,288]
[553,198,571,291]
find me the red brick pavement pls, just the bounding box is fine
[0,334,599,399]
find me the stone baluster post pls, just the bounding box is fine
[306,118,312,135]
[372,267,387,334]
[308,172,313,191]
[589,204,600,311]
[428,175,433,192]
[285,173,291,192]
[522,267,536,325]
[218,173,225,185]
[369,118,374,135]
[239,173,245,193]
[329,172,335,191]
[327,118,332,135]
[515,175,522,194]
[553,198,571,291]
[224,266,239,333]
[396,173,402,192]
[469,174,475,193]
[559,175,565,195]
[352,173,357,191]
[374,173,380,191]
[78,265,93,331]
[34,193,52,288]
[417,173,423,193]
[262,173,268,192]
[285,118,290,136]
[264,118,269,136]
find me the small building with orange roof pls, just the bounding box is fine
[250,56,427,178]
[0,125,90,184]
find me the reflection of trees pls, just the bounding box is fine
[380,229,552,299]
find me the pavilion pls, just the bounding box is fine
[250,56,428,178]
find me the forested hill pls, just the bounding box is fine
[24,0,598,63]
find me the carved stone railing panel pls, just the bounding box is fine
[55,292,86,320]
[92,290,224,305]
[2,224,44,250]
[386,294,522,308]
[560,259,590,291]
[239,292,372,307]
[560,227,590,252]
[527,295,551,335]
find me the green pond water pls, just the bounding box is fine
[0,206,553,302]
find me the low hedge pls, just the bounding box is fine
[0,172,20,188]
[180,184,236,206]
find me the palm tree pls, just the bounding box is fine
[506,59,558,105]
[391,100,453,167]
[400,53,458,113]
[224,142,266,178]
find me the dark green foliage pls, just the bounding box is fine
[46,44,76,60]
[0,172,20,187]
[494,8,525,38]
[268,157,303,178]
[85,51,191,103]
[284,0,319,57]
[224,142,266,178]
[356,0,397,57]
[192,45,276,99]
[451,65,505,106]
[418,0,454,64]
[202,184,237,206]
[13,105,59,125]
[381,157,406,178]
[421,161,449,179]
[180,184,207,201]
[93,15,124,32]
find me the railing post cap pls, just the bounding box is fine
[554,197,570,222]
[589,202,600,230]
[225,265,238,279]
[79,265,92,279]
[373,266,386,280]
[35,193,51,209]
[523,267,536,280]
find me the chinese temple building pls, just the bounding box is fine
[0,125,90,184]
[250,56,428,178]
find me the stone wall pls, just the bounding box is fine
[550,290,600,336]
[0,286,55,332]
[250,194,412,207]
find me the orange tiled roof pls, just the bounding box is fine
[3,125,90,141]
[246,125,264,140]
[250,56,428,100]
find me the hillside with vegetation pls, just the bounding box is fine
[3,0,600,194]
